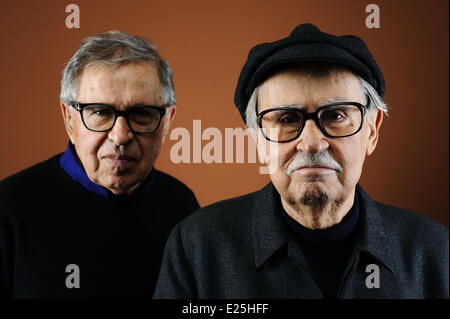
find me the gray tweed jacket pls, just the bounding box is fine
[154,183,448,299]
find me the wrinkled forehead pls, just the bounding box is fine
[77,62,163,105]
[258,67,363,112]
[80,62,159,86]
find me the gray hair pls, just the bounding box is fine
[60,30,175,105]
[245,67,388,129]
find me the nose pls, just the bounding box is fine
[296,119,329,153]
[108,116,134,146]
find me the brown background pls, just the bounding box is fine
[0,0,448,227]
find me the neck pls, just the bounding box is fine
[281,189,356,230]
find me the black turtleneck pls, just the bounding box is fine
[280,194,359,299]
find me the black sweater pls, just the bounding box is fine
[0,154,199,298]
[280,196,359,299]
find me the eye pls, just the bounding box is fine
[260,109,302,129]
[132,109,152,117]
[277,111,302,125]
[280,115,298,124]
[321,109,346,122]
[93,109,111,116]
[84,106,114,117]
[129,108,160,126]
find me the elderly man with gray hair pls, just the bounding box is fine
[0,31,199,298]
[154,24,448,299]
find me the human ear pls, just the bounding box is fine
[61,101,75,143]
[366,108,383,156]
[162,105,177,139]
[168,105,176,123]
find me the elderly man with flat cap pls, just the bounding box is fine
[154,24,448,299]
[0,31,199,298]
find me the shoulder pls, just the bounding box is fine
[166,187,264,260]
[370,198,449,295]
[0,154,63,221]
[0,155,61,194]
[152,169,198,203]
[153,169,195,194]
[375,201,448,246]
[363,191,449,274]
[151,169,200,215]
[176,186,262,236]
[357,185,448,245]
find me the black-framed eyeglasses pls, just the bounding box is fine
[70,102,168,134]
[257,97,368,143]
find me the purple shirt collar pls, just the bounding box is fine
[59,142,155,198]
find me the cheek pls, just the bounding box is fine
[265,141,297,188]
[263,140,296,167]
[82,134,104,156]
[72,122,106,166]
[137,134,164,166]
[335,139,367,182]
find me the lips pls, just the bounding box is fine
[103,154,136,165]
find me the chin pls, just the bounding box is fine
[286,180,329,206]
[292,179,327,194]
[103,176,138,194]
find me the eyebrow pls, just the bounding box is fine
[318,97,352,107]
[128,103,155,108]
[96,103,162,109]
[270,98,351,110]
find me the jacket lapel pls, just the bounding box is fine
[252,183,290,268]
[340,185,401,298]
[251,183,314,275]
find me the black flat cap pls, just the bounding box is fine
[234,23,385,123]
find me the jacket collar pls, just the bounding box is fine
[353,184,396,273]
[251,183,396,273]
[252,183,291,268]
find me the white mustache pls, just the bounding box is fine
[285,151,343,177]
